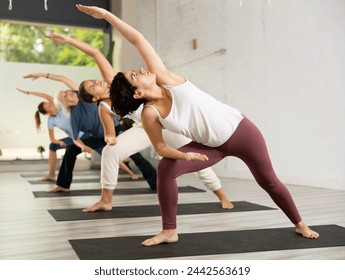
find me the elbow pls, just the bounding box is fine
[90,47,102,58]
[132,33,145,47]
[155,143,172,159]
[155,146,166,158]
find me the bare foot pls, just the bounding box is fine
[47,186,70,193]
[141,230,178,246]
[220,198,234,209]
[295,221,319,239]
[212,189,234,209]
[82,201,112,212]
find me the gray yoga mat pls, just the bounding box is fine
[33,185,204,197]
[27,176,145,184]
[48,201,276,221]
[69,224,345,260]
[20,170,100,178]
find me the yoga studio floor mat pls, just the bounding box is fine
[48,201,276,221]
[20,170,99,178]
[33,185,204,197]
[28,177,144,184]
[69,224,345,260]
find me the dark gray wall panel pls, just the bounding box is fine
[0,0,111,29]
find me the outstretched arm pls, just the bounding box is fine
[45,33,115,85]
[76,4,184,86]
[16,88,54,102]
[23,73,79,91]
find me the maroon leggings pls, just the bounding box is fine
[157,117,302,230]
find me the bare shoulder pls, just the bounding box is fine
[142,105,158,120]
[156,69,185,86]
[142,105,164,129]
[141,106,163,144]
[98,102,113,116]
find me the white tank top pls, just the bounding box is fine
[100,101,114,115]
[145,81,243,147]
[127,104,144,127]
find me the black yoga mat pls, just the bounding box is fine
[48,201,276,221]
[69,224,345,260]
[33,185,204,197]
[27,177,144,184]
[20,170,100,178]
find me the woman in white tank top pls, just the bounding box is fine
[78,5,320,246]
[45,29,235,211]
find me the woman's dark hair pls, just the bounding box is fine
[34,102,48,131]
[121,117,135,131]
[110,72,145,117]
[78,81,94,103]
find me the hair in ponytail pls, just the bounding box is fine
[34,110,41,131]
[35,102,47,131]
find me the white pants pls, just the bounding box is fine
[101,126,221,191]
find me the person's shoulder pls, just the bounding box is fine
[142,105,160,120]
[48,115,57,122]
[79,100,94,107]
[77,101,97,112]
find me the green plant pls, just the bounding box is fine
[37,146,45,159]
[0,21,104,66]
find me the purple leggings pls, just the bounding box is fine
[157,117,302,230]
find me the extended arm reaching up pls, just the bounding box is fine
[76,4,183,86]
[23,73,79,91]
[45,33,115,85]
[16,88,54,102]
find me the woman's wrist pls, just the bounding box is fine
[104,10,113,21]
[46,73,50,79]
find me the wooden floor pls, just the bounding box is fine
[0,160,345,260]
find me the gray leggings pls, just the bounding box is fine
[157,117,302,230]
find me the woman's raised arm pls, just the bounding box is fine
[76,4,181,85]
[16,88,54,102]
[45,33,115,85]
[23,73,79,91]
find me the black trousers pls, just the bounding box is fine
[56,136,156,190]
[130,152,157,190]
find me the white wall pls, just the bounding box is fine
[119,0,345,190]
[0,62,101,157]
[223,0,345,190]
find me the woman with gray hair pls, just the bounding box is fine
[19,73,80,180]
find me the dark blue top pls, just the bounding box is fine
[71,101,119,140]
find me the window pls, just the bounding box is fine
[0,21,105,66]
